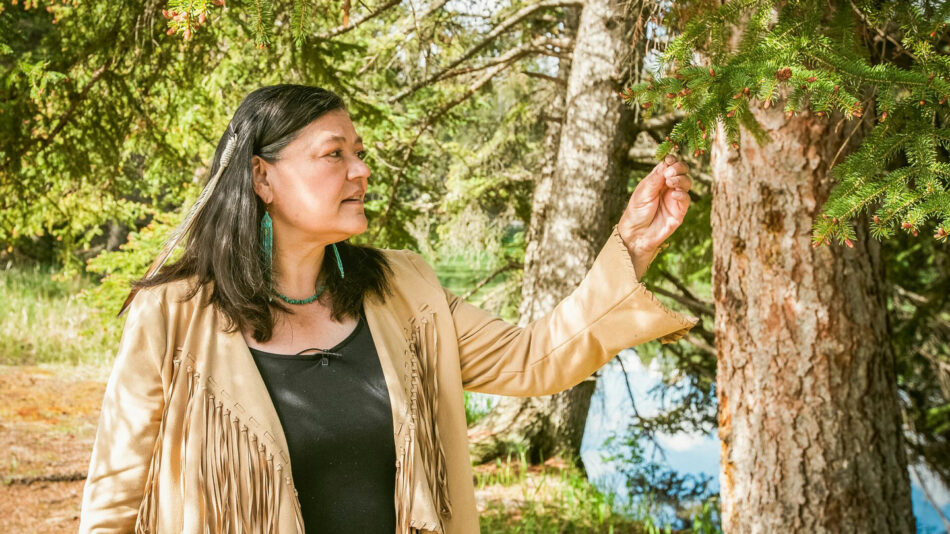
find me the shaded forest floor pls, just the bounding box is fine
[0,364,647,533]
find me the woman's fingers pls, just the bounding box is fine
[663,161,690,178]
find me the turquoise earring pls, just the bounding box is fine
[260,211,273,276]
[331,243,344,279]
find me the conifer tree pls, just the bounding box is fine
[619,2,950,531]
[623,0,950,246]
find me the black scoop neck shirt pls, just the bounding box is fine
[247,306,396,533]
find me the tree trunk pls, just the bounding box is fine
[711,101,915,532]
[468,0,637,465]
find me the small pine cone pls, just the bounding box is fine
[845,238,854,248]
[873,215,880,223]
[775,67,792,81]
[807,76,817,82]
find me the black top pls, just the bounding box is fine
[248,307,396,533]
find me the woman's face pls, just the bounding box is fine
[252,109,369,246]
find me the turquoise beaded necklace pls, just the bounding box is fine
[273,282,326,305]
[268,242,344,305]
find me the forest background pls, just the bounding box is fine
[2,0,949,532]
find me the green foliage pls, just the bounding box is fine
[82,211,184,318]
[623,0,950,247]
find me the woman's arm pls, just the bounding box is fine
[407,223,699,397]
[78,288,168,533]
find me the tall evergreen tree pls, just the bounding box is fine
[622,1,950,530]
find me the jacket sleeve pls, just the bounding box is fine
[409,224,700,397]
[78,287,168,533]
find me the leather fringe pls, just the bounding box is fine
[394,410,415,533]
[394,305,452,534]
[134,357,305,533]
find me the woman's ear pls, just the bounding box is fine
[251,155,273,204]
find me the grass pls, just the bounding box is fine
[475,448,647,533]
[474,447,721,533]
[0,264,119,367]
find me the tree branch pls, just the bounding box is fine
[520,69,566,85]
[313,0,403,40]
[431,36,572,85]
[388,0,583,103]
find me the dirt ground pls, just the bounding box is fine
[0,364,109,533]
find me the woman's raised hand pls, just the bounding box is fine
[617,155,693,275]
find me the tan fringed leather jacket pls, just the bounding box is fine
[78,224,699,534]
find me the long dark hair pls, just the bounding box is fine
[131,84,394,342]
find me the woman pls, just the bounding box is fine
[78,84,698,534]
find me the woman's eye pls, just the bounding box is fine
[328,150,342,158]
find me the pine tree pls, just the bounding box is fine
[622,0,950,247]
[618,2,950,531]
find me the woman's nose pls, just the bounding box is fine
[348,156,370,181]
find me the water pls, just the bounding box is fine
[577,348,950,533]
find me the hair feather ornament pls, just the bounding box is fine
[117,130,240,317]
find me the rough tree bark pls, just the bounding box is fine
[711,100,915,532]
[467,0,640,465]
